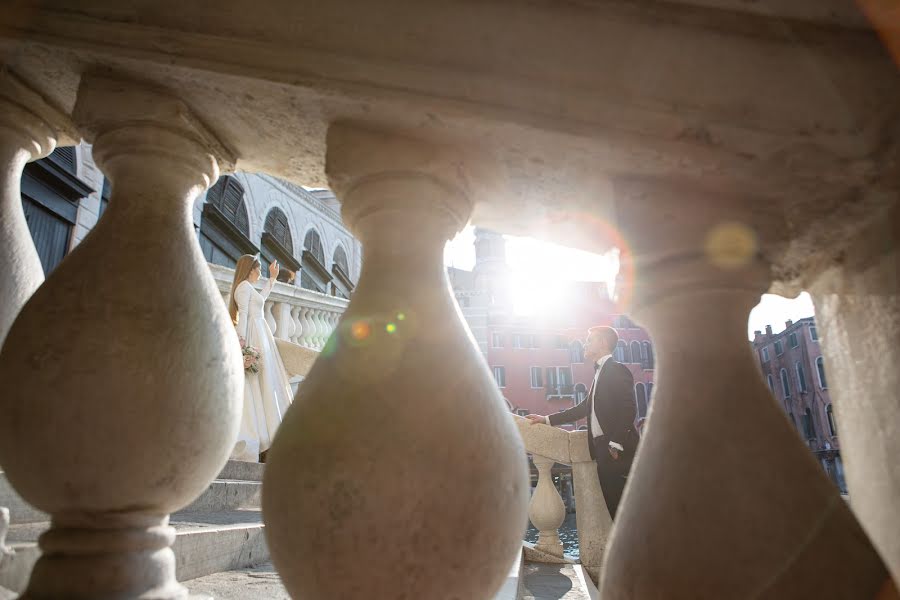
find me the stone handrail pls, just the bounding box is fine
[209,263,349,351]
[513,415,612,582]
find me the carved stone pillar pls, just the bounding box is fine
[601,180,890,598]
[529,454,565,558]
[263,122,529,599]
[807,201,900,584]
[0,73,73,345]
[0,74,241,599]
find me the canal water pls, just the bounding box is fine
[524,513,580,560]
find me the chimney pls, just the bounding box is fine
[785,319,793,329]
[765,325,773,335]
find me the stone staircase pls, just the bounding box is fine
[0,460,595,599]
[0,460,268,595]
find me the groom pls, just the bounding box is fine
[527,326,638,518]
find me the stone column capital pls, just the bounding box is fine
[326,121,491,239]
[0,71,76,159]
[73,73,236,190]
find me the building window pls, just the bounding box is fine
[788,332,799,348]
[614,340,628,362]
[767,374,775,394]
[795,362,808,393]
[635,383,648,418]
[517,409,529,417]
[199,175,257,268]
[816,356,828,389]
[780,368,791,398]
[575,383,587,404]
[331,245,354,298]
[810,326,819,342]
[528,334,539,349]
[555,335,568,349]
[545,367,574,395]
[774,340,784,356]
[492,366,506,388]
[647,383,653,405]
[261,207,301,284]
[570,341,584,364]
[491,333,503,348]
[641,341,654,369]
[630,341,641,364]
[802,408,816,440]
[512,334,522,349]
[300,229,332,293]
[826,404,837,437]
[530,367,543,388]
[761,347,770,362]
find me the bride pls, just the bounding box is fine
[229,254,295,462]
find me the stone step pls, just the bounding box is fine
[185,549,525,599]
[0,460,264,525]
[0,509,268,594]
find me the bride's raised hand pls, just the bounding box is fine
[269,260,280,279]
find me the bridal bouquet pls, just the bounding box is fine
[239,337,261,374]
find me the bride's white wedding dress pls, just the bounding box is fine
[231,277,295,461]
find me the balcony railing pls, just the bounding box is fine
[513,415,610,584]
[209,263,349,351]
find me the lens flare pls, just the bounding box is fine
[350,320,371,341]
[705,222,757,269]
[385,323,397,334]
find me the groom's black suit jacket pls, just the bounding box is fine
[548,358,638,474]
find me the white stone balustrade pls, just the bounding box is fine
[262,122,529,599]
[0,72,75,346]
[513,415,611,581]
[0,74,242,599]
[209,263,348,351]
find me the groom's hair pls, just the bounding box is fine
[588,326,618,353]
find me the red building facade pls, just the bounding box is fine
[752,318,845,492]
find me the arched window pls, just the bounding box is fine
[331,244,354,298]
[766,374,775,394]
[641,341,654,369]
[300,228,332,293]
[795,362,808,393]
[802,407,816,440]
[826,404,837,437]
[780,368,791,398]
[615,340,631,363]
[575,383,587,404]
[816,356,828,389]
[261,207,300,283]
[630,341,641,364]
[198,175,257,267]
[570,341,584,364]
[635,383,648,418]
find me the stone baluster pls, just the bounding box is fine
[569,430,611,582]
[807,201,900,585]
[0,74,242,599]
[322,311,336,344]
[0,73,72,345]
[298,306,314,348]
[312,309,325,349]
[305,308,319,349]
[278,302,296,341]
[264,298,277,335]
[289,305,303,344]
[600,181,890,598]
[263,122,529,599]
[528,454,565,558]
